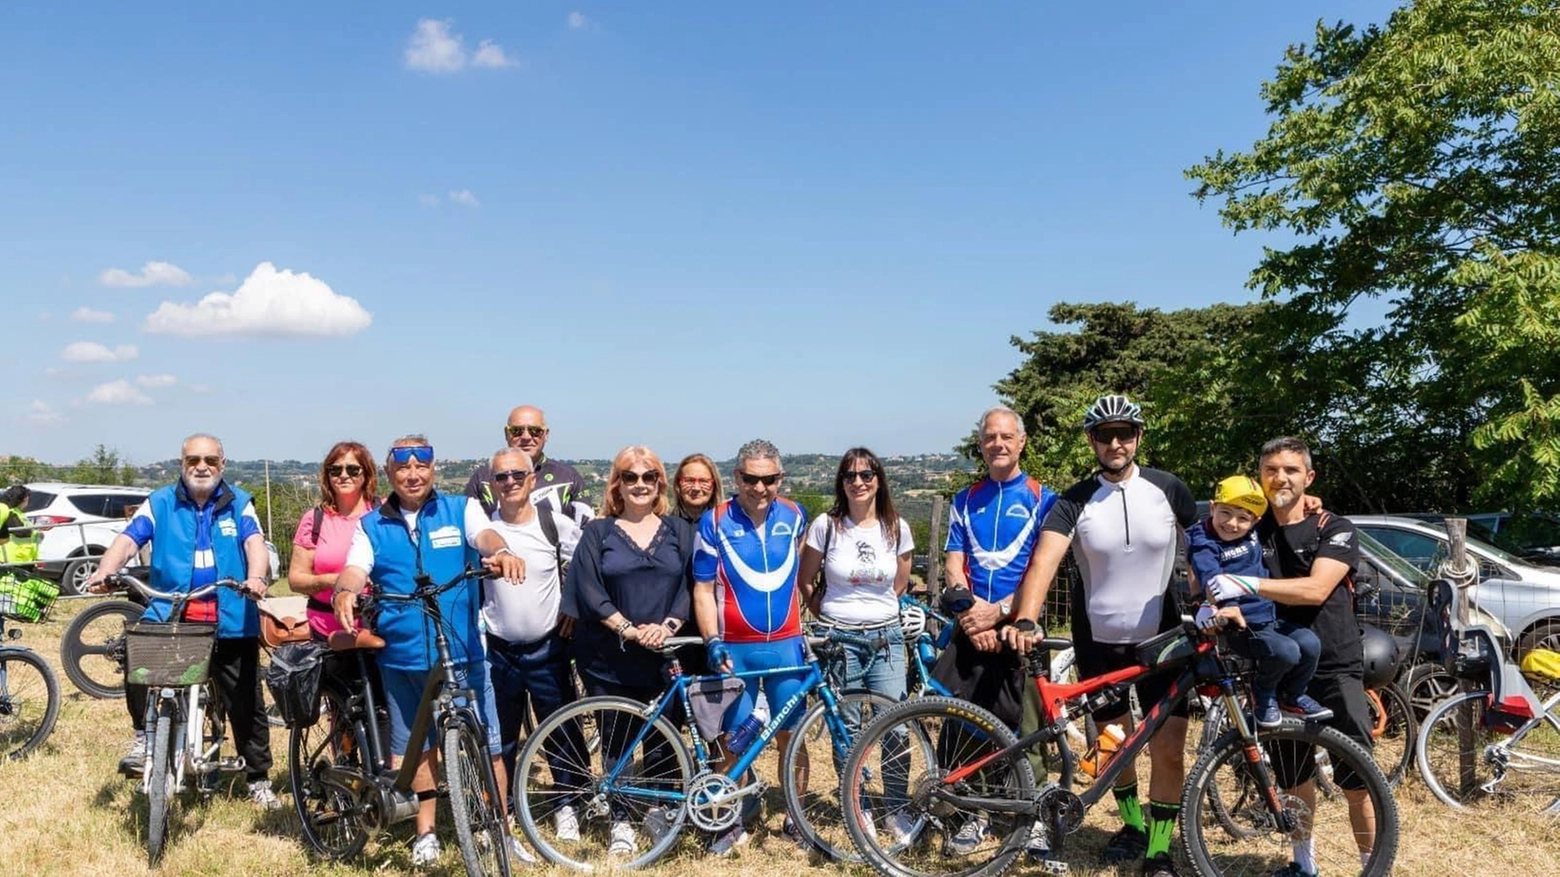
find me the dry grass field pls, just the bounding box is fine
[3,598,1557,876]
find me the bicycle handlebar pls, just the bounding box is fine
[105,573,251,604]
[370,566,487,604]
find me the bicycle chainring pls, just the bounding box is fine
[686,772,744,832]
[1038,786,1085,835]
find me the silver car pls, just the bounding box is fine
[1350,514,1560,659]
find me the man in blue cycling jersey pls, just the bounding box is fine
[934,406,1059,864]
[693,438,809,855]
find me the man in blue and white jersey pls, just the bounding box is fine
[933,406,1060,862]
[1009,395,1197,877]
[85,433,279,809]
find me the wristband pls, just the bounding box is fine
[492,547,515,559]
[615,619,632,637]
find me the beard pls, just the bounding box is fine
[1268,488,1299,510]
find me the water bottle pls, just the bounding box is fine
[1079,723,1127,777]
[726,704,769,755]
[916,636,939,671]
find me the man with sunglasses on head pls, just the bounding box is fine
[332,436,528,867]
[933,406,1060,864]
[1007,394,1197,877]
[85,433,279,809]
[466,405,592,522]
[692,438,809,854]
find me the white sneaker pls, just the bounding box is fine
[708,823,750,856]
[644,806,672,844]
[945,812,988,855]
[247,778,282,811]
[608,820,638,856]
[887,812,918,847]
[507,834,538,865]
[410,832,442,867]
[554,804,581,843]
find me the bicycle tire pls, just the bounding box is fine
[841,695,1037,877]
[0,647,61,760]
[146,710,175,866]
[782,689,899,862]
[514,695,694,871]
[1416,689,1560,810]
[1191,697,1263,841]
[290,685,370,860]
[1369,683,1415,788]
[1181,718,1399,876]
[446,721,513,877]
[59,599,140,699]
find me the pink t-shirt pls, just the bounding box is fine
[293,502,375,637]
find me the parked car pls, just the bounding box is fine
[1406,511,1560,566]
[1349,514,1560,660]
[23,482,281,595]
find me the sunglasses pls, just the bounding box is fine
[619,470,661,486]
[389,445,435,464]
[183,455,222,468]
[679,477,714,488]
[843,469,878,483]
[1091,425,1141,444]
[504,425,548,438]
[738,472,782,487]
[326,464,364,478]
[492,469,534,484]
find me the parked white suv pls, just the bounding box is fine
[24,482,281,595]
[23,482,152,595]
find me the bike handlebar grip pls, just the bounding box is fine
[660,636,705,651]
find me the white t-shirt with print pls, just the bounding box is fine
[805,514,914,625]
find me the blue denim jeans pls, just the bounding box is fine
[823,620,909,807]
[1242,619,1322,703]
[486,632,586,797]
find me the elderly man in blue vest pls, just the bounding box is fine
[332,434,528,868]
[86,432,279,809]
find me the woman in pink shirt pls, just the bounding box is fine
[289,440,379,638]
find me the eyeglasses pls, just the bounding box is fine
[504,425,548,438]
[738,472,782,487]
[843,469,878,483]
[619,470,661,486]
[679,478,714,488]
[184,455,222,468]
[492,469,534,484]
[1091,425,1141,444]
[389,445,435,464]
[326,464,364,478]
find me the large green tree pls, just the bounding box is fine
[1187,0,1560,510]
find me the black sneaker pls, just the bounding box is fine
[1142,854,1179,877]
[117,733,148,777]
[1102,824,1148,864]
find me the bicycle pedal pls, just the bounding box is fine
[1038,862,1068,875]
[217,757,247,772]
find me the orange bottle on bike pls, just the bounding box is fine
[1079,723,1126,777]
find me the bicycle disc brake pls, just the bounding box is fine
[687,773,744,832]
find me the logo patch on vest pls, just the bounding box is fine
[429,525,463,549]
[771,521,795,538]
[218,519,238,537]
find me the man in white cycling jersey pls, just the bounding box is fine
[1007,394,1197,877]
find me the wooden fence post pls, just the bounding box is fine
[927,495,945,599]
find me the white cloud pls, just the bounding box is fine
[404,19,516,73]
[568,11,594,30]
[472,39,517,68]
[99,260,192,288]
[71,306,115,324]
[84,380,153,406]
[136,374,177,388]
[448,189,481,208]
[61,341,139,363]
[26,400,61,425]
[142,261,373,337]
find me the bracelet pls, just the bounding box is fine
[492,547,514,559]
[615,619,632,637]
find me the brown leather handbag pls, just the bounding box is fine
[258,595,311,649]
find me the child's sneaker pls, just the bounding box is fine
[1281,694,1334,722]
[1254,691,1283,729]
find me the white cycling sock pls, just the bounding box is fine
[1361,849,1372,868]
[1292,837,1317,873]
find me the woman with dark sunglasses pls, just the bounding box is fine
[289,440,380,638]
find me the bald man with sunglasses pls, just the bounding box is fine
[465,405,592,522]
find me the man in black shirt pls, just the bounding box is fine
[1204,436,1373,876]
[465,405,592,519]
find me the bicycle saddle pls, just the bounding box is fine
[328,629,386,652]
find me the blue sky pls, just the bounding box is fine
[2,1,1401,466]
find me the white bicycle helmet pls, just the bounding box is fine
[899,602,928,640]
[1081,394,1145,430]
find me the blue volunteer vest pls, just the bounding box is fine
[360,490,481,671]
[143,481,259,638]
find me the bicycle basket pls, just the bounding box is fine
[125,622,218,686]
[264,642,328,729]
[0,572,60,622]
[1135,625,1197,670]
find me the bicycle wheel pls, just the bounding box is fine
[1368,683,1415,788]
[1417,690,1560,809]
[146,710,175,866]
[514,695,694,871]
[1181,719,1399,876]
[1190,696,1263,841]
[1404,663,1459,720]
[290,685,370,860]
[783,689,902,862]
[59,599,140,699]
[446,721,514,877]
[0,647,61,760]
[841,695,1037,877]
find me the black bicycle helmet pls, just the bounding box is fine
[1081,394,1146,430]
[1361,624,1400,689]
